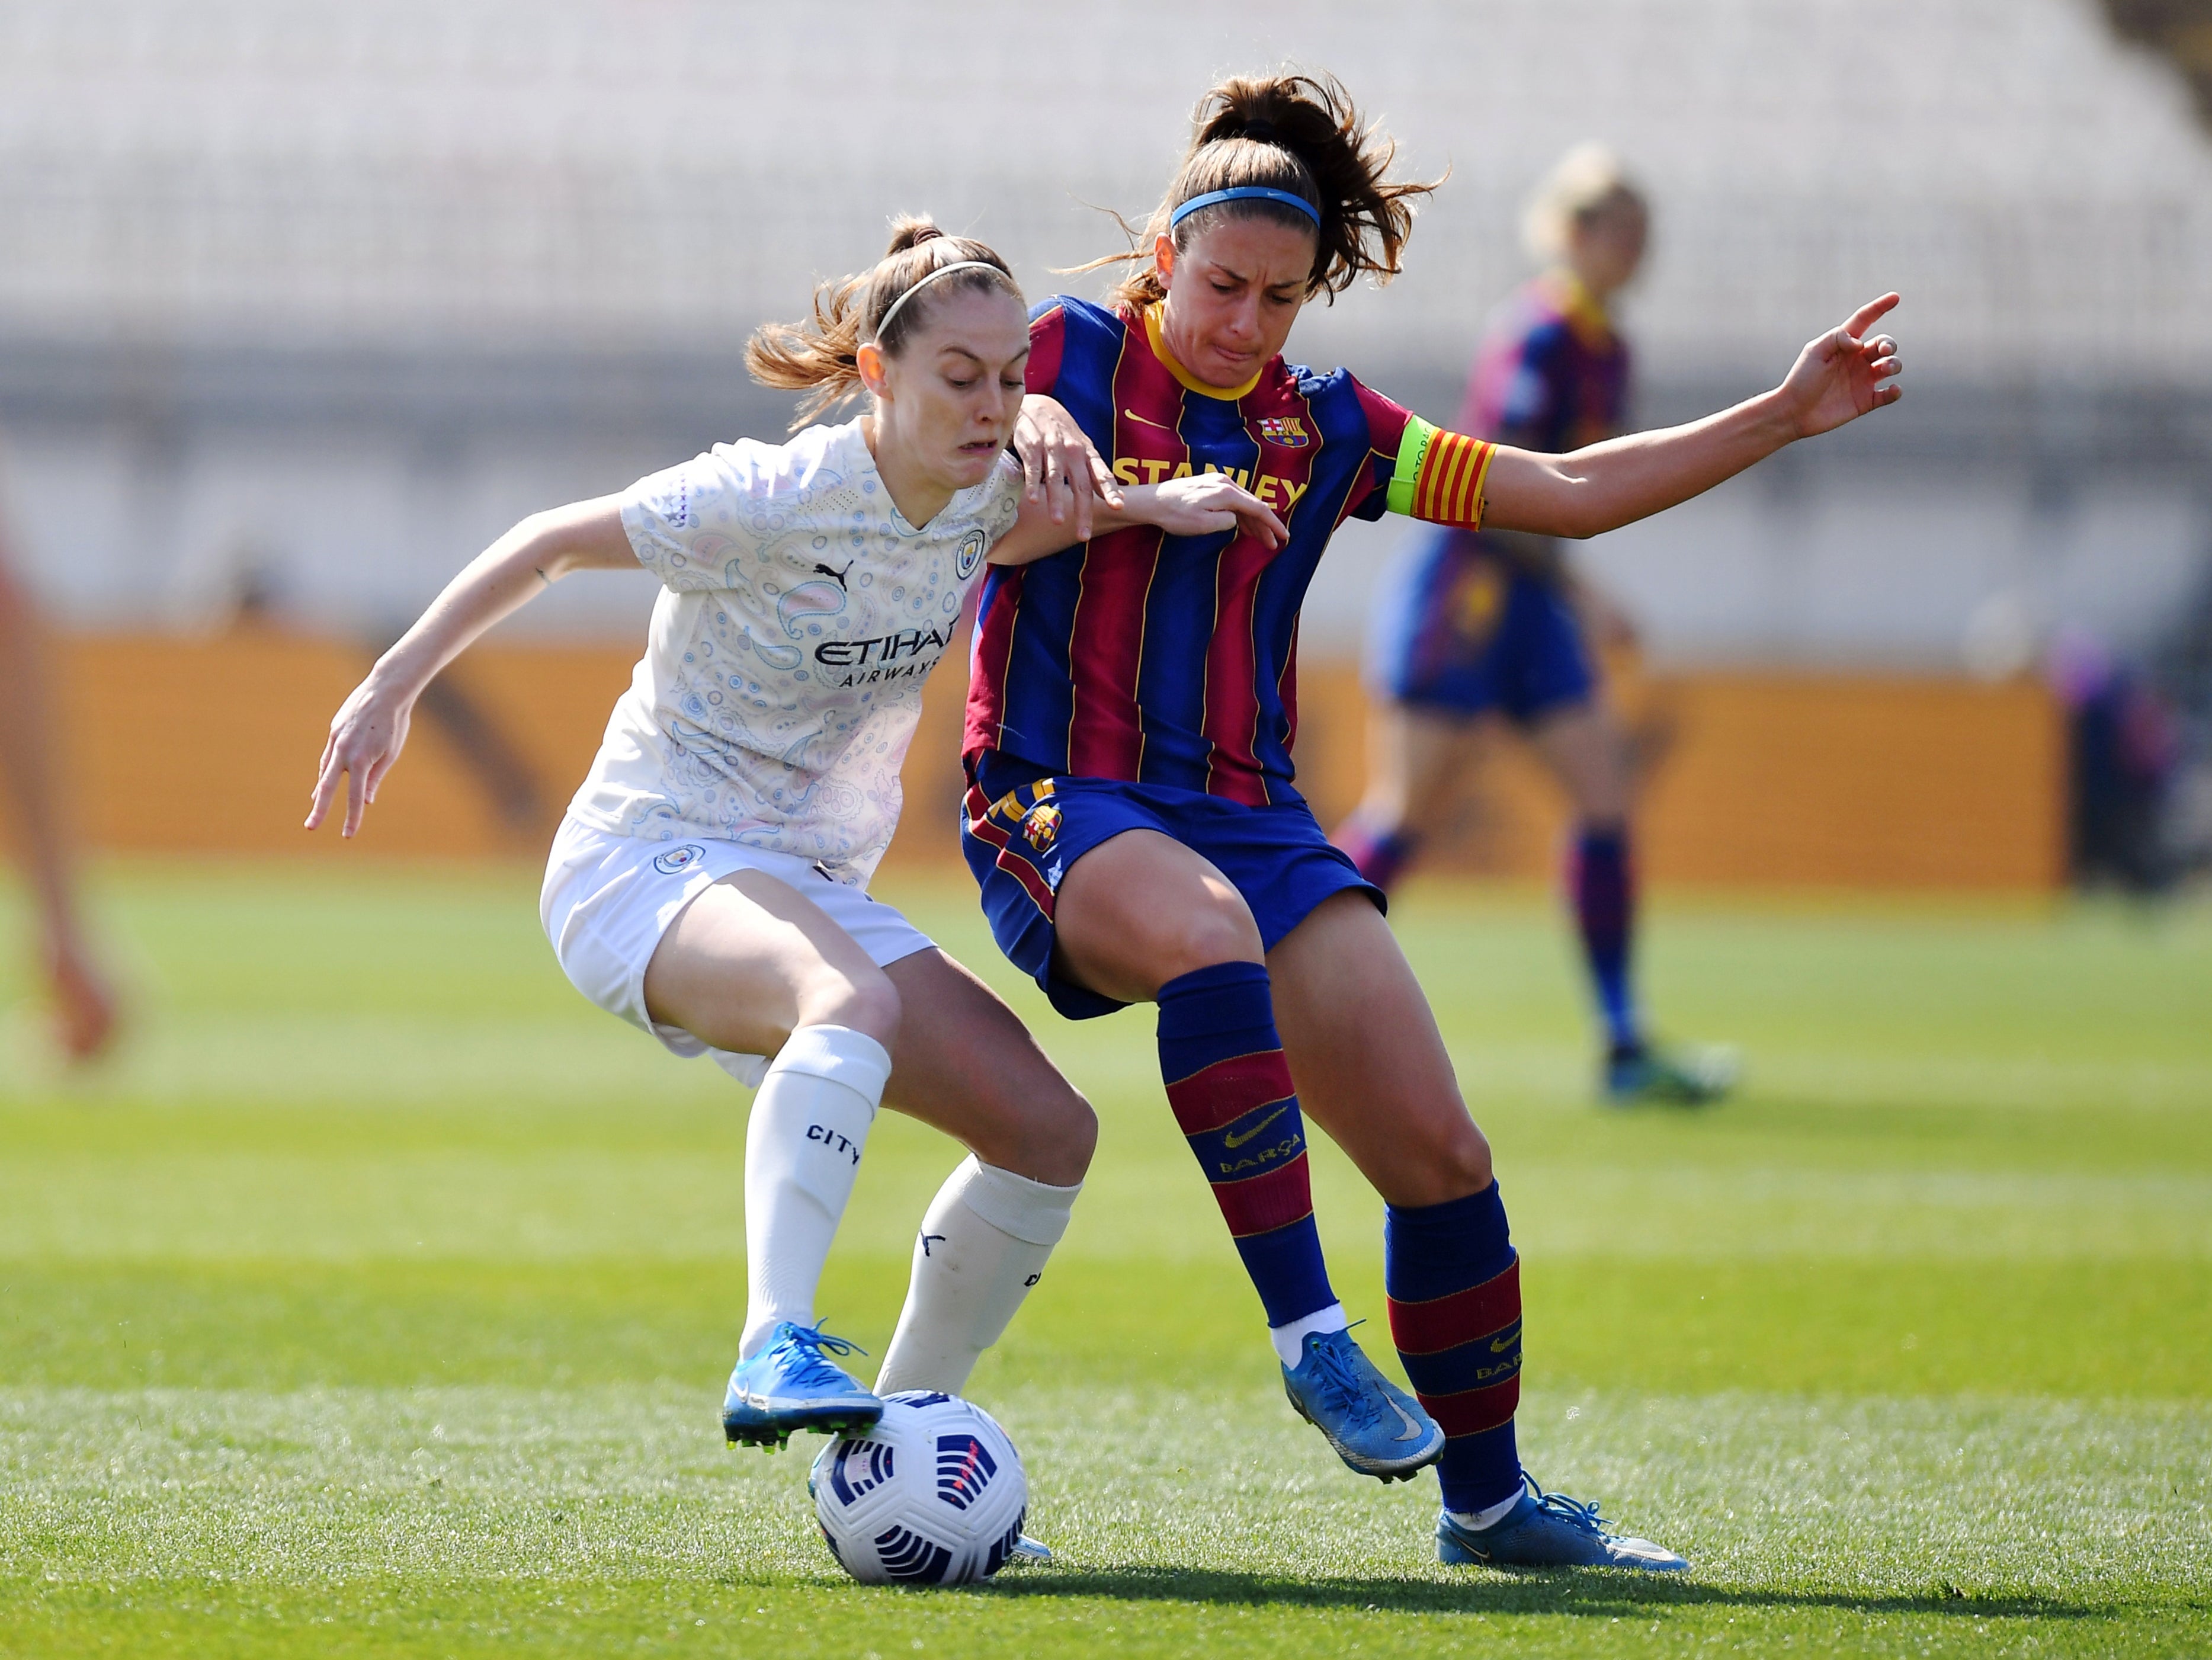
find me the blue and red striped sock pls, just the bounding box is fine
[1156,962,1337,1330]
[1385,1182,1523,1515]
[1572,825,1640,1055]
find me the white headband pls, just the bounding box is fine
[871,259,1005,343]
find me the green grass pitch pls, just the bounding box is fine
[1,862,2207,1657]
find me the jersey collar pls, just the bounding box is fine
[1541,268,1615,349]
[852,414,956,536]
[1143,305,1266,402]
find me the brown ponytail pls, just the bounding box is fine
[1081,72,1444,312]
[745,216,1023,427]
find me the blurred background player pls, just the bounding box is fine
[0,508,120,1062]
[1338,144,1736,1107]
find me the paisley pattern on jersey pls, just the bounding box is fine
[569,420,1022,882]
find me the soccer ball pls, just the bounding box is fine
[809,1391,1027,1586]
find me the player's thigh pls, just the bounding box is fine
[878,948,1096,1187]
[1396,705,1488,826]
[1266,889,1493,1208]
[642,869,899,1057]
[1529,700,1632,822]
[1358,701,1418,821]
[1050,828,1264,1004]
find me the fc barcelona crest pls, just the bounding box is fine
[1256,415,1310,448]
[1021,802,1062,852]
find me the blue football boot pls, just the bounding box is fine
[1604,1041,1739,1107]
[1281,1327,1444,1481]
[721,1322,881,1449]
[1004,1534,1053,1566]
[1438,1476,1688,1571]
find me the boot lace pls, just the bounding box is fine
[774,1323,869,1393]
[1528,1479,1609,1537]
[1303,1329,1388,1435]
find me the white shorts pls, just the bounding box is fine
[539,815,935,1087]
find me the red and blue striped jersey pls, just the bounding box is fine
[965,295,1493,806]
[1463,270,1630,453]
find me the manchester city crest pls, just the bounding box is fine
[652,844,709,876]
[956,528,988,580]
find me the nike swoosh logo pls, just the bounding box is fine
[1490,1322,1522,1354]
[1124,407,1177,431]
[1386,1395,1427,1444]
[1222,1105,1290,1149]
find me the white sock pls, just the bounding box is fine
[739,1024,892,1359]
[873,1155,1082,1397]
[1268,1301,1349,1368]
[1449,1489,1525,1532]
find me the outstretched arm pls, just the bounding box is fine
[306,499,637,838]
[1480,295,1903,539]
[990,472,1288,567]
[0,554,118,1058]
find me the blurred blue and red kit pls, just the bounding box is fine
[958,293,1527,1514]
[1352,269,1645,1057]
[1363,268,1624,727]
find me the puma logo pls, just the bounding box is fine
[813,560,854,589]
[1223,1105,1291,1149]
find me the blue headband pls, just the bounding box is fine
[1169,186,1320,229]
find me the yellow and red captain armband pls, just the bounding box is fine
[1384,414,1496,531]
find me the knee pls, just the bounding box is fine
[1448,1122,1496,1196]
[1030,1091,1099,1187]
[793,964,902,1051]
[1574,747,1636,823]
[1153,899,1264,983]
[970,1084,1097,1189]
[1396,1119,1495,1209]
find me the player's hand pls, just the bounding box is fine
[306,674,415,839]
[1014,395,1123,540]
[1777,294,1903,438]
[43,933,120,1062]
[1133,474,1288,548]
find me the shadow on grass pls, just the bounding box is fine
[984,1566,2108,1621]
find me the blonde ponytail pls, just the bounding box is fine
[1521,143,1645,264]
[745,217,1022,427]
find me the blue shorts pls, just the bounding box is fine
[1365,525,1596,723]
[960,760,1383,1020]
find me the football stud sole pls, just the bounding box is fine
[1283,1384,1444,1480]
[723,1410,881,1450]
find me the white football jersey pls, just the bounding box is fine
[568,419,1022,882]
